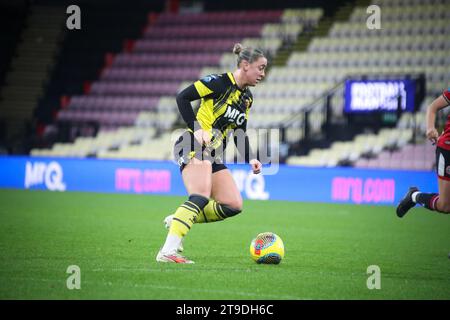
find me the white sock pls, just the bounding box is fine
[161,234,182,254]
[411,191,420,203]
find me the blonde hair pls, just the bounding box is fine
[233,43,265,67]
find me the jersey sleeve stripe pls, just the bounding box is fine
[194,80,213,97]
[443,90,450,104]
[227,72,236,85]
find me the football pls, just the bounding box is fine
[250,232,285,264]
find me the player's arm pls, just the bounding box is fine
[234,92,261,174]
[245,134,261,175]
[176,75,225,144]
[426,90,450,144]
[233,122,261,174]
[176,84,201,132]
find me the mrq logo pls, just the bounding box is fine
[24,161,66,191]
[332,177,395,204]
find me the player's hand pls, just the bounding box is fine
[193,129,211,146]
[426,127,439,144]
[250,159,262,174]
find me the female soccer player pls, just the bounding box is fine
[156,43,266,263]
[396,88,450,217]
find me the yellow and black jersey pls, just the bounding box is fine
[176,72,254,153]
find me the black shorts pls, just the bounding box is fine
[173,130,228,174]
[436,146,450,181]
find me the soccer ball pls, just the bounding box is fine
[250,232,285,264]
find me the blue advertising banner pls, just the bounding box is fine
[344,78,416,113]
[0,156,437,205]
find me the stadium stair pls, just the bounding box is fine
[33,5,152,149]
[0,5,65,152]
[272,1,364,67]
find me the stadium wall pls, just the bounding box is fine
[0,156,437,205]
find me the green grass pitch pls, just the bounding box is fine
[0,189,448,300]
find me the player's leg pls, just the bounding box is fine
[435,178,450,213]
[397,147,450,217]
[157,157,212,263]
[396,186,419,217]
[408,179,450,214]
[195,165,243,223]
[413,147,450,213]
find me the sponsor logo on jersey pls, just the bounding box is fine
[224,105,246,125]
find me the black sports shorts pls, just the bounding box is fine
[436,146,450,181]
[173,130,228,174]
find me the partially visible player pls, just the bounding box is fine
[156,43,266,263]
[396,88,450,217]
